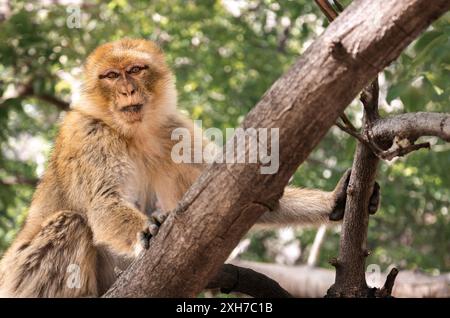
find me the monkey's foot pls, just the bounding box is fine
[329,168,381,221]
[368,182,380,215]
[137,210,169,252]
[329,169,351,221]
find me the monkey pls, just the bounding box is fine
[0,39,379,297]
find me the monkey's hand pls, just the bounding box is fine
[135,210,168,255]
[329,169,380,221]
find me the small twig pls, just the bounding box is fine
[336,122,364,142]
[379,141,430,160]
[315,0,338,21]
[340,114,357,132]
[337,118,431,161]
[336,121,385,157]
[375,268,399,297]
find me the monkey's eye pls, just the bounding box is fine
[105,72,119,79]
[128,66,143,74]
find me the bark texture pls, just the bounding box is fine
[328,139,380,296]
[104,0,450,297]
[327,78,382,297]
[372,112,450,144]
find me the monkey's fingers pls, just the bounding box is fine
[368,182,380,215]
[334,168,352,196]
[138,221,160,250]
[150,209,168,225]
[138,231,151,250]
[330,181,380,221]
[147,221,160,236]
[329,168,352,221]
[329,207,345,221]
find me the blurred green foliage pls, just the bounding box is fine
[0,1,449,273]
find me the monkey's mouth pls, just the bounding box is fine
[120,103,144,113]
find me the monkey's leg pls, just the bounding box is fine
[256,170,380,226]
[257,187,336,226]
[0,211,115,297]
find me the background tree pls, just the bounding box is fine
[0,0,449,295]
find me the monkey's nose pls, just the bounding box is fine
[120,88,136,96]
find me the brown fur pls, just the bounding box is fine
[0,39,337,297]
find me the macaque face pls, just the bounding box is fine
[82,39,175,127]
[97,60,152,123]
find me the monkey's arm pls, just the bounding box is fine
[257,170,380,226]
[87,198,153,257]
[57,112,162,257]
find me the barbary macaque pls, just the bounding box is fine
[0,39,379,297]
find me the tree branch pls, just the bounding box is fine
[1,82,70,111]
[31,93,70,111]
[0,175,39,187]
[331,99,448,297]
[327,78,385,297]
[371,112,450,144]
[104,0,450,298]
[315,0,339,21]
[206,264,292,298]
[233,260,450,298]
[337,112,449,160]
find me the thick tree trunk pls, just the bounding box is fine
[104,0,450,297]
